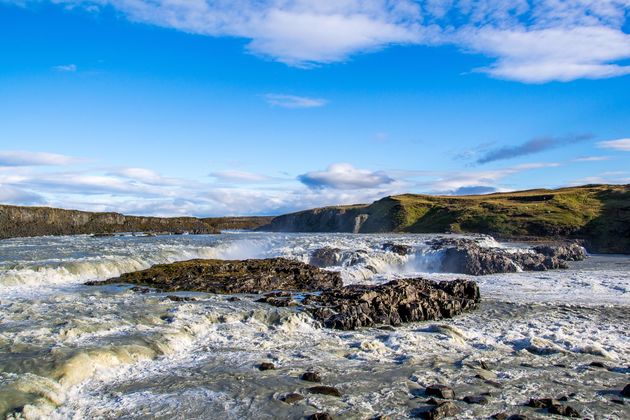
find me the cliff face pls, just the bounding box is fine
[0,205,272,239]
[260,184,630,254]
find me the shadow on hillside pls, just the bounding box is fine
[579,189,630,254]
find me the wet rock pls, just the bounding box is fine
[227,296,241,302]
[382,243,414,255]
[307,386,342,397]
[491,413,508,420]
[589,361,606,368]
[310,247,343,267]
[279,393,304,404]
[506,416,528,420]
[429,238,586,275]
[611,398,625,405]
[300,371,322,382]
[166,295,197,302]
[526,398,558,408]
[416,401,459,419]
[258,362,275,371]
[485,380,503,388]
[426,398,440,405]
[548,404,580,417]
[307,413,333,420]
[479,360,490,370]
[425,385,455,400]
[463,395,488,405]
[86,258,343,293]
[475,369,497,381]
[130,286,152,293]
[622,384,630,397]
[302,278,480,330]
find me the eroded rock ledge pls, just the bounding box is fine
[430,237,586,276]
[85,258,343,293]
[87,258,480,330]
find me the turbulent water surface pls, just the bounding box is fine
[0,232,629,419]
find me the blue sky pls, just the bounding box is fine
[1,1,629,216]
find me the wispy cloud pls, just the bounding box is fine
[53,64,77,72]
[598,138,630,151]
[299,163,394,190]
[573,156,612,162]
[263,94,327,109]
[476,134,593,164]
[209,170,277,183]
[19,1,630,83]
[0,151,82,166]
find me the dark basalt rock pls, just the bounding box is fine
[310,247,343,267]
[258,362,275,371]
[463,395,488,405]
[307,413,333,420]
[526,398,558,408]
[415,401,459,419]
[425,385,455,400]
[300,371,322,382]
[86,258,343,293]
[430,237,586,275]
[307,386,342,397]
[279,393,304,404]
[622,384,630,397]
[382,243,414,255]
[297,278,479,330]
[548,404,580,417]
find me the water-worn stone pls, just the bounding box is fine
[429,238,586,275]
[527,398,558,408]
[548,404,580,417]
[86,258,343,293]
[258,362,275,371]
[302,278,480,330]
[308,413,333,420]
[307,386,342,397]
[382,243,414,255]
[416,401,459,419]
[425,385,455,400]
[463,395,488,405]
[279,393,304,404]
[301,372,322,382]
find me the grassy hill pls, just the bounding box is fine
[262,184,630,254]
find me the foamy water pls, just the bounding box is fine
[0,232,628,419]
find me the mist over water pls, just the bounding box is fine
[1,233,628,419]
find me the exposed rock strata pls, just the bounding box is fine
[86,258,343,293]
[88,258,480,330]
[430,238,586,275]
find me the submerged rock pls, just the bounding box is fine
[414,401,459,419]
[258,362,275,371]
[307,386,342,397]
[310,247,343,267]
[300,371,322,382]
[382,243,414,255]
[463,395,488,405]
[86,258,343,293]
[308,413,333,420]
[622,384,630,397]
[279,393,304,404]
[300,278,479,330]
[430,238,586,275]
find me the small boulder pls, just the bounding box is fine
[308,413,333,420]
[463,395,488,405]
[526,398,557,408]
[307,386,342,397]
[548,404,580,417]
[491,413,507,420]
[301,371,322,382]
[417,401,459,419]
[258,362,275,371]
[382,243,414,255]
[425,385,455,400]
[279,393,304,404]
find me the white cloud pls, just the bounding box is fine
[573,156,612,162]
[0,185,45,205]
[299,163,395,190]
[21,0,629,83]
[598,138,630,151]
[209,170,276,183]
[0,151,82,166]
[263,94,327,108]
[53,64,77,72]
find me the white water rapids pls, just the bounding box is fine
[0,232,628,419]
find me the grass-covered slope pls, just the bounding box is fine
[262,184,630,254]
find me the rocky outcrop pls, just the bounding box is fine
[262,278,480,330]
[86,258,343,293]
[309,247,371,268]
[430,238,586,275]
[0,204,272,239]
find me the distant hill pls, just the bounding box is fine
[0,204,272,239]
[260,184,630,254]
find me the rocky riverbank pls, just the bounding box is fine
[87,258,480,329]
